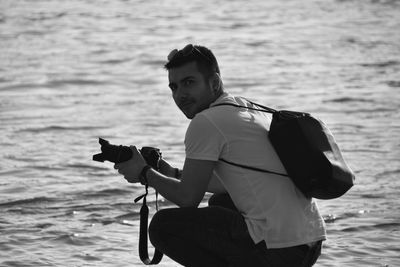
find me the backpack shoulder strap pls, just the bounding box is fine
[212,99,277,114]
[214,98,288,177]
[219,158,288,177]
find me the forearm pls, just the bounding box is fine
[158,158,182,179]
[158,159,224,193]
[146,168,195,207]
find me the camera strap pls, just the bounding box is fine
[134,185,163,265]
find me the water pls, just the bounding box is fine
[1,0,400,266]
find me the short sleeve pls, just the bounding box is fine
[184,114,226,161]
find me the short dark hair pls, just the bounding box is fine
[164,44,220,79]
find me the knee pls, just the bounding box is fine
[208,193,238,212]
[149,209,173,247]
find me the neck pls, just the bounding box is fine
[214,88,224,100]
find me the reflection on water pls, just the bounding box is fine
[1,0,400,266]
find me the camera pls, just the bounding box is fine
[92,138,161,170]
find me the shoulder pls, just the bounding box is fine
[200,93,244,120]
[186,113,222,138]
[209,93,246,108]
[185,113,227,161]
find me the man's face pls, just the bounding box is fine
[168,61,215,119]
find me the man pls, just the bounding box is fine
[114,44,326,266]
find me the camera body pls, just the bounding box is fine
[92,138,161,170]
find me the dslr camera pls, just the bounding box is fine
[92,138,161,170]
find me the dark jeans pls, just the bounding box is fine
[149,194,322,267]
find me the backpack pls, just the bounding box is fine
[213,100,355,199]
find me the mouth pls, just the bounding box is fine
[179,101,194,111]
[178,101,196,118]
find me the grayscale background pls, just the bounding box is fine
[1,0,399,266]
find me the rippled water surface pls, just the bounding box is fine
[1,0,400,266]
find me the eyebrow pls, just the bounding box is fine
[181,76,196,82]
[169,76,196,88]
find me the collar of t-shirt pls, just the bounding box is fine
[209,92,239,108]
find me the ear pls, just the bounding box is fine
[211,73,222,94]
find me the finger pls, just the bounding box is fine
[114,161,129,169]
[130,146,141,156]
[130,146,146,163]
[115,164,127,172]
[124,175,137,183]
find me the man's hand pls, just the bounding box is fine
[114,146,147,183]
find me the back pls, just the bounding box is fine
[185,93,326,248]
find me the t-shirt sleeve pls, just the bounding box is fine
[184,114,226,161]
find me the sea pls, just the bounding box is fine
[1,0,399,266]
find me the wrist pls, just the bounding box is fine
[139,165,152,185]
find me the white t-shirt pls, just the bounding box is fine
[185,92,326,248]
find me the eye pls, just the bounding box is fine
[169,83,177,92]
[183,79,194,86]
